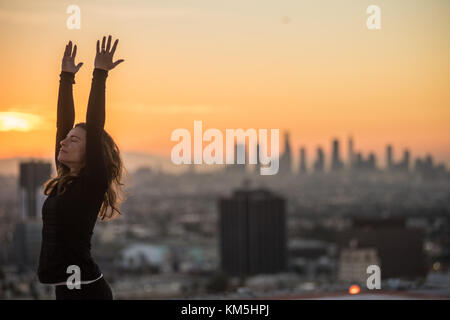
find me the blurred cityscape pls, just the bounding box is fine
[0,134,449,300]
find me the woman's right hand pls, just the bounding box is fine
[61,41,83,74]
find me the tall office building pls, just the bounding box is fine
[367,153,376,171]
[314,147,325,173]
[19,161,51,220]
[254,143,261,174]
[386,145,393,170]
[299,147,307,174]
[13,160,51,271]
[218,188,287,277]
[279,131,292,174]
[402,149,410,171]
[348,136,354,170]
[414,154,444,179]
[331,139,343,171]
[226,142,247,173]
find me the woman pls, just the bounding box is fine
[37,35,126,300]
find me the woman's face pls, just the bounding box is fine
[58,127,86,172]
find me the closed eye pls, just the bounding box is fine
[67,134,81,142]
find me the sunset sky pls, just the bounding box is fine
[0,0,449,168]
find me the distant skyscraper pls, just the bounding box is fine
[19,161,51,221]
[255,143,261,174]
[348,136,354,170]
[368,153,376,170]
[353,152,377,171]
[386,145,393,170]
[236,143,246,165]
[356,153,363,169]
[14,160,50,272]
[414,158,423,172]
[414,155,444,179]
[299,147,307,174]
[331,139,343,171]
[402,149,410,171]
[218,187,287,277]
[424,154,433,168]
[314,147,325,173]
[279,131,292,174]
[227,142,246,173]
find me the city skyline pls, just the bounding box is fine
[210,133,448,174]
[0,133,447,177]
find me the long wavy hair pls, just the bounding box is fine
[43,122,128,220]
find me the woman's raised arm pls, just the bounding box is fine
[55,41,83,167]
[83,35,124,195]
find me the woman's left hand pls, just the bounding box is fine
[95,35,124,71]
[62,41,83,74]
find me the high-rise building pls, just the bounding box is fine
[299,147,307,174]
[353,152,377,171]
[14,160,51,272]
[331,139,343,171]
[19,161,51,221]
[356,153,363,168]
[226,142,247,173]
[279,131,292,174]
[348,136,354,170]
[314,147,325,173]
[367,153,376,170]
[402,149,410,171]
[236,143,246,165]
[386,145,393,170]
[218,187,287,277]
[414,155,446,179]
[255,143,261,174]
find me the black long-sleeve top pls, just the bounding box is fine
[37,69,109,284]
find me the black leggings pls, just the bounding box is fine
[55,277,113,300]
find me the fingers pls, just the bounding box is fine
[101,36,106,52]
[112,59,124,68]
[75,62,83,73]
[64,41,72,56]
[97,35,118,55]
[71,44,77,58]
[106,35,112,52]
[110,39,119,55]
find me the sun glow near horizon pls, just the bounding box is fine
[0,112,44,132]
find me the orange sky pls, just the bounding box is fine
[1,0,449,168]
